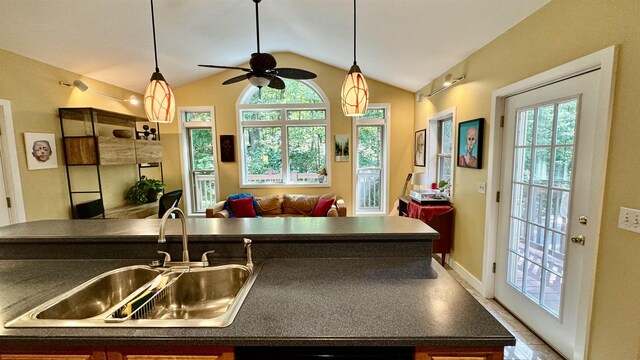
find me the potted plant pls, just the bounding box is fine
[126,176,165,204]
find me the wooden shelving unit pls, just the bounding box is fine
[59,108,164,219]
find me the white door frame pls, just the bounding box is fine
[482,46,616,359]
[0,99,26,223]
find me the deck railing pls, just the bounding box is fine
[357,168,382,212]
[193,171,216,212]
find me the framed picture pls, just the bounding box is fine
[220,135,235,162]
[457,118,484,169]
[334,134,350,162]
[414,129,426,167]
[24,132,58,170]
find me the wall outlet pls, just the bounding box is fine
[477,182,486,194]
[618,207,640,233]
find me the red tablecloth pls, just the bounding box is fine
[407,202,452,223]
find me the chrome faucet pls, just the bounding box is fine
[158,207,190,263]
[244,238,254,272]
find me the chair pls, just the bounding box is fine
[158,189,183,218]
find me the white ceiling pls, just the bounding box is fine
[0,0,548,93]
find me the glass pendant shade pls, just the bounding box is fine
[144,71,175,123]
[341,64,369,116]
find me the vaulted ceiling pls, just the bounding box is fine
[0,0,548,93]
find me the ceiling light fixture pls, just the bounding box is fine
[59,80,139,105]
[425,74,466,99]
[143,0,175,123]
[341,0,369,117]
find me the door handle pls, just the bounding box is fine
[571,235,585,246]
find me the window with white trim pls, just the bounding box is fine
[353,105,389,215]
[237,79,330,186]
[179,107,219,215]
[428,109,455,198]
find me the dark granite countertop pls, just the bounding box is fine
[0,217,437,242]
[0,258,514,348]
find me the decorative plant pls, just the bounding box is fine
[126,176,165,204]
[438,180,451,197]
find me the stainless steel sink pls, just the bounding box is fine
[4,263,260,328]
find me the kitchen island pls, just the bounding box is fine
[0,217,514,359]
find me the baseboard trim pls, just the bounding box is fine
[450,259,485,295]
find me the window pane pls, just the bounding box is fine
[357,108,386,120]
[244,79,322,104]
[509,218,527,255]
[542,270,562,317]
[243,127,282,183]
[553,146,574,189]
[441,119,453,154]
[526,224,545,265]
[185,111,212,122]
[287,109,326,120]
[532,147,551,186]
[511,184,529,220]
[535,105,554,145]
[193,170,216,212]
[357,126,382,168]
[507,253,524,291]
[287,126,326,183]
[241,110,281,121]
[513,148,531,184]
[529,186,548,226]
[556,100,577,145]
[524,261,543,300]
[189,129,214,170]
[357,168,382,210]
[516,109,534,146]
[549,190,569,233]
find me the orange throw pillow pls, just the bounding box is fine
[312,197,335,217]
[229,196,257,218]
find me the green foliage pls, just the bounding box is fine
[357,126,382,168]
[126,176,165,204]
[245,79,322,104]
[190,129,215,170]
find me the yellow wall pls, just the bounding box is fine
[0,48,145,220]
[415,0,640,357]
[164,52,414,214]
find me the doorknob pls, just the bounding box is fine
[571,235,585,245]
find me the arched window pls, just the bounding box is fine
[237,79,330,186]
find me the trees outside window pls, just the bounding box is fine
[238,79,329,186]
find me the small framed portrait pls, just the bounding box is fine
[24,132,58,170]
[334,134,350,162]
[414,129,426,167]
[457,118,484,169]
[220,135,235,162]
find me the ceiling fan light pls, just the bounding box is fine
[248,76,271,88]
[341,64,369,116]
[144,71,175,123]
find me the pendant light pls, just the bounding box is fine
[143,0,175,123]
[341,0,369,117]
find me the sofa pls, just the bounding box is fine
[206,194,347,218]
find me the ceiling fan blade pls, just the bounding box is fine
[222,74,250,85]
[198,64,251,72]
[274,68,317,80]
[268,76,285,90]
[250,53,277,71]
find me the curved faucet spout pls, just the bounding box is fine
[158,207,189,262]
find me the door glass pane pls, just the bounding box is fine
[287,126,326,183]
[189,129,214,170]
[542,270,562,317]
[546,230,566,276]
[556,100,577,145]
[553,146,574,189]
[524,261,543,300]
[535,105,554,145]
[357,126,382,168]
[243,127,282,183]
[509,218,527,255]
[532,147,551,186]
[507,253,524,291]
[527,224,545,265]
[529,186,547,226]
[513,148,531,184]
[549,190,569,233]
[511,184,529,220]
[515,109,534,146]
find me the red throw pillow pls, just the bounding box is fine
[229,196,257,218]
[312,197,335,217]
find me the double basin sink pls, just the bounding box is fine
[5,262,261,328]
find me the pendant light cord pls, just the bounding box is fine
[255,0,261,53]
[353,0,357,65]
[150,0,159,72]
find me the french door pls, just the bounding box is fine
[495,70,601,358]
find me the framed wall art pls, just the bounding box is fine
[414,129,426,167]
[220,135,235,162]
[335,134,350,162]
[24,132,58,170]
[457,118,484,169]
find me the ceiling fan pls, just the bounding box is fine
[198,0,317,90]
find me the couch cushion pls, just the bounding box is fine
[224,193,259,218]
[229,197,257,218]
[256,194,282,215]
[312,197,335,217]
[282,194,319,215]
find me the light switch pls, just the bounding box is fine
[477,182,486,194]
[618,207,640,233]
